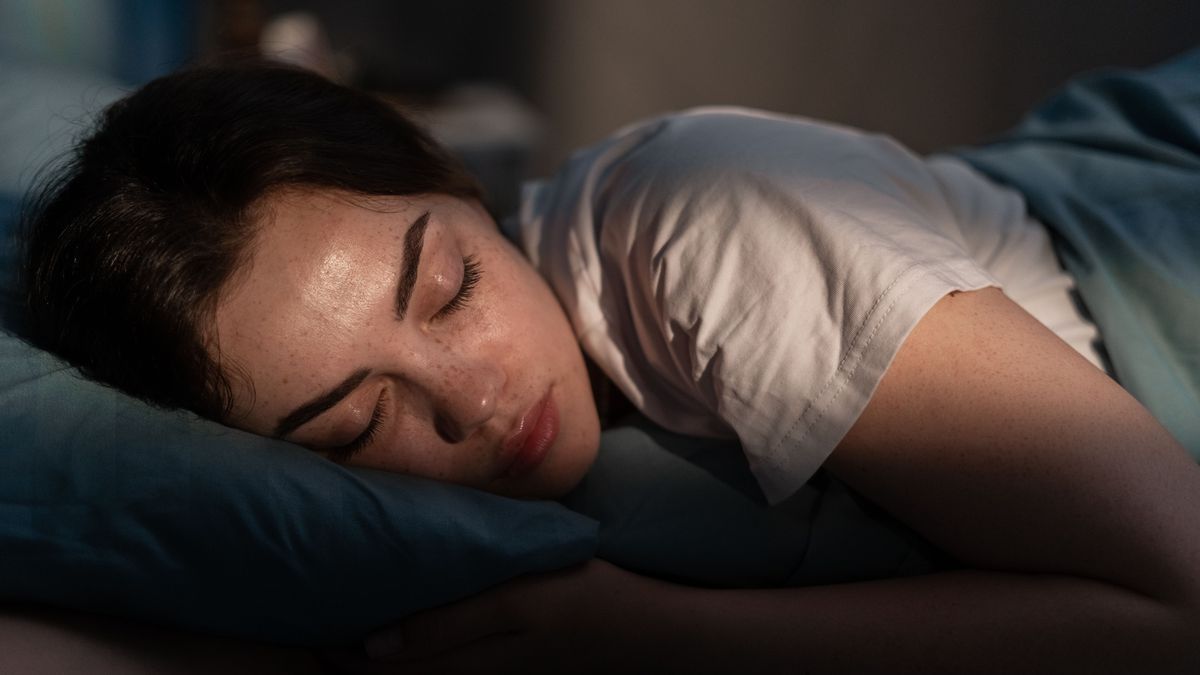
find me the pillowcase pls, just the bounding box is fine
[564,418,950,589]
[0,301,598,647]
[0,327,598,647]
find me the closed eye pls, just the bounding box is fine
[433,254,481,320]
[325,388,389,463]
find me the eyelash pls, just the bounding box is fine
[433,254,482,320]
[326,389,389,463]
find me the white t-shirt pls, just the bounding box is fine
[509,107,1103,505]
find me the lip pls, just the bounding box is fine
[500,389,559,478]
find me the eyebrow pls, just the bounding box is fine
[395,210,432,320]
[273,368,371,439]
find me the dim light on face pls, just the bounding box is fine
[213,189,601,499]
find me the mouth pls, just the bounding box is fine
[500,388,559,479]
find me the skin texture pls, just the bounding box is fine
[213,190,601,500]
[333,288,1200,674]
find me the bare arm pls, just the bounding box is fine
[355,287,1200,674]
[670,286,1200,672]
[0,603,322,675]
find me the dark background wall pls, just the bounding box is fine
[252,0,1198,172]
[523,0,1199,169]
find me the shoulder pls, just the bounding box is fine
[522,106,946,246]
[573,108,957,258]
[518,106,972,327]
[597,107,897,191]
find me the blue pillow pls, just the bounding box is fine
[0,309,597,647]
[564,420,949,589]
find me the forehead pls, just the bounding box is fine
[224,190,414,328]
[249,189,412,265]
[212,190,414,418]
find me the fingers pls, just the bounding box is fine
[396,633,530,675]
[324,633,536,675]
[334,561,646,674]
[314,645,382,674]
[365,588,518,663]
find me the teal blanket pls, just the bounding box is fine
[953,48,1200,459]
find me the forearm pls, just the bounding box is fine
[0,603,323,675]
[650,569,1200,675]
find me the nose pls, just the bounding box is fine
[427,358,505,444]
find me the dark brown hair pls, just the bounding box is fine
[20,61,482,421]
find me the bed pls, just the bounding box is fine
[4,48,1199,672]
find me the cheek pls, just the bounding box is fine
[468,250,530,336]
[482,274,562,359]
[486,247,566,328]
[354,405,467,480]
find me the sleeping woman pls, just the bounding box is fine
[20,61,1200,673]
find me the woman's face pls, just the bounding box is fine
[213,189,601,499]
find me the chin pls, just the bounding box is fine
[506,429,600,501]
[555,414,602,495]
[543,451,597,499]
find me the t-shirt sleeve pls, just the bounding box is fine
[518,109,1000,504]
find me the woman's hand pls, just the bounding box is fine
[321,559,696,675]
